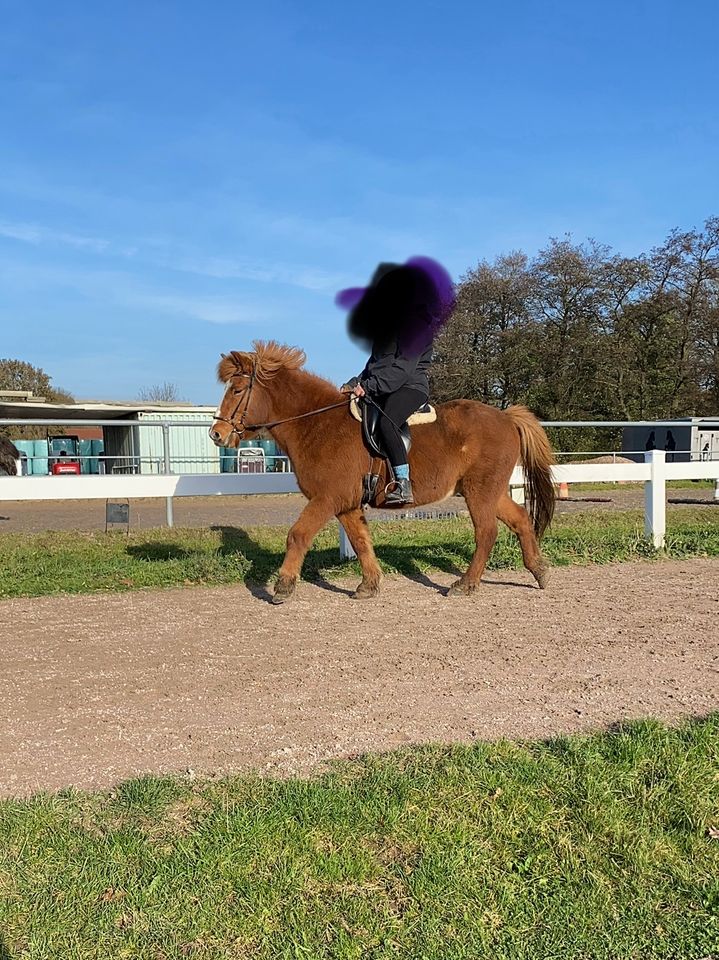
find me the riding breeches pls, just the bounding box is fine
[375,387,428,467]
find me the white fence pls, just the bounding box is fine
[1,450,718,557]
[2,419,719,558]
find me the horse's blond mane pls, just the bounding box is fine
[217,341,307,384]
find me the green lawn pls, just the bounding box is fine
[1,717,717,959]
[0,509,717,599]
[568,480,716,491]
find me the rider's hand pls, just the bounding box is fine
[352,384,366,397]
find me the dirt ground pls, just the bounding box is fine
[1,558,717,797]
[0,486,716,533]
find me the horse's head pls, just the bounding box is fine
[209,341,306,447]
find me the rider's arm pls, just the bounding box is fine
[360,342,419,396]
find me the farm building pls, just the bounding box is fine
[622,418,719,462]
[0,396,282,475]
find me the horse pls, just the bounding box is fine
[209,340,555,604]
[0,437,21,476]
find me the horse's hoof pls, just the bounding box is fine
[352,582,380,600]
[534,564,550,590]
[272,578,296,604]
[447,579,477,597]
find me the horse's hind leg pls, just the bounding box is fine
[337,507,382,599]
[273,497,335,604]
[448,478,499,597]
[496,492,549,589]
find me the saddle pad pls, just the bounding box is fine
[349,396,436,424]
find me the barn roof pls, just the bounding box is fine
[0,399,216,421]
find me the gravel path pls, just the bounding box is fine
[2,558,717,797]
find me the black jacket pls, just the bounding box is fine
[357,340,432,397]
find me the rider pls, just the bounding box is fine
[338,257,454,506]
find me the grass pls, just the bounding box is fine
[0,717,717,959]
[0,509,717,600]
[568,480,716,491]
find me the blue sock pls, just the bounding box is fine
[394,463,410,480]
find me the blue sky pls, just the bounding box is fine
[1,0,718,403]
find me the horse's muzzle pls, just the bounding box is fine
[209,422,230,446]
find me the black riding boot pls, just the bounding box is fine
[385,477,414,506]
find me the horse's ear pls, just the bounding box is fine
[218,350,252,382]
[218,353,239,383]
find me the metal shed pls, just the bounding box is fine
[622,418,719,463]
[134,409,221,474]
[0,399,221,475]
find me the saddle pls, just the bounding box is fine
[349,395,436,504]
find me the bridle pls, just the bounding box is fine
[212,364,350,442]
[212,369,257,442]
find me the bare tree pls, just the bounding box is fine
[137,382,185,403]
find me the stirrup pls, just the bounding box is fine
[384,477,414,506]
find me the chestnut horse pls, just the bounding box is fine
[210,341,555,603]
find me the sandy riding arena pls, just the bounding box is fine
[1,557,717,797]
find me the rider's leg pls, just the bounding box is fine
[377,387,427,503]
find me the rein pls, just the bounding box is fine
[244,400,350,433]
[214,366,349,440]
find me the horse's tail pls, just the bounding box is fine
[505,405,555,539]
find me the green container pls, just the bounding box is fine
[257,438,277,471]
[220,447,237,473]
[91,440,104,475]
[33,439,49,476]
[79,439,93,474]
[11,440,33,474]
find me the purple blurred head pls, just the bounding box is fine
[334,287,366,310]
[335,256,456,356]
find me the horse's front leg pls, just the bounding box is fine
[273,497,335,604]
[337,507,382,599]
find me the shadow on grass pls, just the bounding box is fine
[667,498,719,506]
[210,524,471,590]
[125,524,481,598]
[0,936,11,959]
[126,543,191,561]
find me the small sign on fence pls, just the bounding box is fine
[105,500,130,533]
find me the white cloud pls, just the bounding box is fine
[0,218,110,252]
[130,291,271,326]
[0,257,285,328]
[0,214,350,293]
[0,221,42,243]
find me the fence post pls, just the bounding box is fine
[339,523,356,560]
[162,423,174,528]
[644,450,666,549]
[510,485,525,505]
